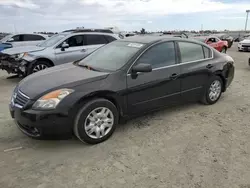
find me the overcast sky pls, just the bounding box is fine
[0,0,250,32]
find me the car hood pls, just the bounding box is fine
[2,45,45,55]
[241,39,250,43]
[18,63,109,99]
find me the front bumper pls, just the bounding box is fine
[9,104,73,138]
[238,44,250,51]
[0,54,26,75]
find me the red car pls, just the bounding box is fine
[193,36,228,53]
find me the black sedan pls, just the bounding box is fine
[10,36,235,144]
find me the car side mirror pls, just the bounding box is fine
[132,63,152,73]
[61,42,69,51]
[7,38,14,42]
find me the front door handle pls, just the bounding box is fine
[206,64,213,69]
[169,73,178,80]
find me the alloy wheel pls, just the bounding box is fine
[32,64,48,73]
[208,80,222,101]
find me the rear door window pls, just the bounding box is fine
[85,35,108,45]
[104,35,117,43]
[178,42,205,63]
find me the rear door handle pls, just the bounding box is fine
[206,64,213,69]
[169,73,178,80]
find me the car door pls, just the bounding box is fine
[177,41,213,102]
[126,41,181,114]
[84,34,109,54]
[54,35,87,65]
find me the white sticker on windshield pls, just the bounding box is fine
[127,43,143,48]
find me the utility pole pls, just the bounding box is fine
[245,10,250,31]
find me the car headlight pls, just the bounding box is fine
[11,52,28,60]
[32,89,74,110]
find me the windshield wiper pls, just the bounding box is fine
[77,64,100,72]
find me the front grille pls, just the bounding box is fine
[242,45,250,47]
[14,90,30,108]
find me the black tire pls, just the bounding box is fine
[221,46,227,53]
[27,61,52,76]
[74,98,118,144]
[201,76,223,105]
[228,42,233,48]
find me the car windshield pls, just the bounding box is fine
[37,34,66,47]
[78,41,144,72]
[0,34,12,43]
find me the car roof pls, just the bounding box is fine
[121,35,191,44]
[5,33,49,38]
[60,32,116,36]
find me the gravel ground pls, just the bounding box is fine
[0,43,250,188]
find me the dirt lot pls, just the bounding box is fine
[0,44,250,188]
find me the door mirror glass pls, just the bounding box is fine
[132,63,152,73]
[7,38,14,42]
[61,42,69,51]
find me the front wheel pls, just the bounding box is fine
[27,61,51,75]
[74,99,118,144]
[201,76,223,105]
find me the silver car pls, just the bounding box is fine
[0,33,48,49]
[0,32,119,76]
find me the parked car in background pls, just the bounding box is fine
[63,28,125,39]
[213,33,233,48]
[9,36,234,144]
[0,32,119,76]
[192,36,228,53]
[0,33,9,40]
[238,37,250,51]
[0,33,48,51]
[234,34,250,42]
[161,32,189,38]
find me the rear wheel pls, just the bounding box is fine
[27,61,52,75]
[74,99,118,144]
[201,76,223,105]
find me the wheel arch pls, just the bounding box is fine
[35,58,54,67]
[214,70,226,92]
[69,90,124,121]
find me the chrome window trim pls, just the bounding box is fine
[127,41,214,75]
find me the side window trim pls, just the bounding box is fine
[127,41,178,74]
[176,41,214,65]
